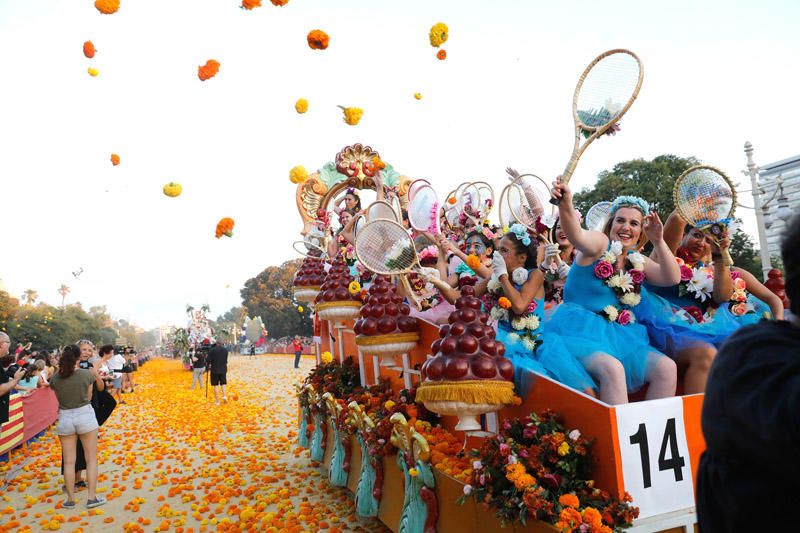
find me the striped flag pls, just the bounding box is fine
[0,395,24,456]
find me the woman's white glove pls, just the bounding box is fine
[557,262,571,279]
[544,243,560,264]
[491,251,508,279]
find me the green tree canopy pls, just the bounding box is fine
[240,259,312,339]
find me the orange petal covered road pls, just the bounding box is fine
[0,356,389,533]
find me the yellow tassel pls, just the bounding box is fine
[416,380,514,405]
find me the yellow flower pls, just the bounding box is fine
[558,441,570,457]
[88,67,99,77]
[295,98,308,114]
[321,351,333,364]
[297,306,304,313]
[429,22,449,47]
[414,92,422,100]
[348,281,361,295]
[408,468,419,477]
[338,106,363,126]
[384,400,396,410]
[289,165,308,184]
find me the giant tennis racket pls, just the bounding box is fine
[552,49,643,205]
[408,184,441,234]
[499,173,554,241]
[458,181,495,226]
[673,165,736,266]
[584,201,612,231]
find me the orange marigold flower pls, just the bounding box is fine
[448,196,457,205]
[198,59,220,81]
[215,217,235,239]
[437,49,447,60]
[307,29,330,50]
[505,462,526,482]
[514,473,536,491]
[110,153,120,166]
[465,254,482,270]
[95,0,120,14]
[498,297,512,310]
[559,508,583,529]
[581,507,603,527]
[372,156,386,170]
[558,493,580,509]
[241,0,262,8]
[83,41,96,58]
[270,0,289,5]
[511,395,523,406]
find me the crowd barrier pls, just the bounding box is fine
[314,316,703,532]
[0,388,59,462]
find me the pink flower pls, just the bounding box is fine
[730,270,741,280]
[629,269,645,285]
[617,309,633,325]
[679,265,693,282]
[479,474,486,485]
[522,426,537,440]
[499,443,511,456]
[594,260,614,280]
[731,302,748,316]
[526,301,538,313]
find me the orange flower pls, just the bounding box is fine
[558,493,580,509]
[465,254,482,270]
[437,49,447,60]
[514,473,536,490]
[511,395,523,406]
[95,0,120,14]
[372,156,386,170]
[307,29,330,50]
[110,153,120,166]
[215,217,235,239]
[498,297,511,310]
[581,507,603,528]
[559,507,583,529]
[270,0,289,5]
[83,41,96,58]
[198,59,220,81]
[241,0,262,8]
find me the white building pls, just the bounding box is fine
[758,154,800,259]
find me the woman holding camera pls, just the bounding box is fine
[49,345,107,509]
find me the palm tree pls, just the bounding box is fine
[23,289,38,306]
[186,304,194,317]
[57,284,70,308]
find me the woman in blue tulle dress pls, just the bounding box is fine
[546,182,681,405]
[637,212,784,393]
[485,224,596,395]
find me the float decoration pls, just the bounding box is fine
[347,402,380,517]
[417,285,515,431]
[314,255,362,321]
[298,384,312,448]
[353,275,420,358]
[309,386,327,462]
[292,255,326,303]
[322,392,349,487]
[390,413,438,533]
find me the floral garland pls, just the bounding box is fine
[674,249,754,322]
[728,271,754,317]
[484,274,542,352]
[593,241,645,325]
[459,411,638,531]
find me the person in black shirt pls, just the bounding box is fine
[697,214,800,532]
[206,340,228,405]
[0,332,26,425]
[190,348,206,390]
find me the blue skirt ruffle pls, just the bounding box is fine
[546,302,661,392]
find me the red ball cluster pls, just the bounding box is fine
[353,276,419,336]
[421,285,513,382]
[293,256,326,288]
[314,255,361,303]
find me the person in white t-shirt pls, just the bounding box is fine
[107,349,126,405]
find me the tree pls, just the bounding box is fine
[573,154,764,277]
[240,259,313,339]
[58,284,70,308]
[22,289,39,306]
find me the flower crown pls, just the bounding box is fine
[507,223,531,246]
[611,195,650,216]
[418,245,438,261]
[481,224,503,240]
[345,187,359,196]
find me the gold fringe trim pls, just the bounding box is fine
[314,300,362,311]
[416,380,514,405]
[355,332,420,346]
[295,285,321,291]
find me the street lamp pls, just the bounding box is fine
[742,142,794,279]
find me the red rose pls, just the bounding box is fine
[629,269,645,285]
[594,261,614,280]
[682,305,704,323]
[680,265,693,282]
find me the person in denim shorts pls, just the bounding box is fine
[49,345,107,510]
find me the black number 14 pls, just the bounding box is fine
[628,418,686,488]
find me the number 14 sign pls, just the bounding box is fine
[615,397,695,520]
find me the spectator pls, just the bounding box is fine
[0,332,26,425]
[292,336,303,369]
[49,345,107,510]
[697,214,800,531]
[14,363,41,395]
[190,348,207,390]
[207,339,228,405]
[107,349,126,405]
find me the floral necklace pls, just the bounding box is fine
[593,241,645,325]
[483,270,542,352]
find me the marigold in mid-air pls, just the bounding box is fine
[88,67,99,77]
[95,0,120,14]
[307,30,329,50]
[215,217,235,239]
[270,0,289,5]
[429,22,448,47]
[437,49,447,60]
[241,0,261,9]
[295,98,308,114]
[198,60,220,81]
[338,106,363,126]
[414,92,422,100]
[110,153,120,166]
[83,41,96,58]
[289,165,308,184]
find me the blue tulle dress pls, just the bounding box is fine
[495,272,596,394]
[546,258,668,392]
[638,281,771,355]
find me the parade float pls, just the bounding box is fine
[292,144,704,533]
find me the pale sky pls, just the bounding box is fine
[1,0,798,329]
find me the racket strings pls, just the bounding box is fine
[675,169,734,226]
[355,221,416,275]
[408,186,439,232]
[577,53,641,128]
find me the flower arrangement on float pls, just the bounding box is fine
[593,241,645,325]
[417,285,516,431]
[458,411,639,532]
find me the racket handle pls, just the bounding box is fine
[723,249,734,267]
[549,197,561,206]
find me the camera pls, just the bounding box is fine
[79,360,92,370]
